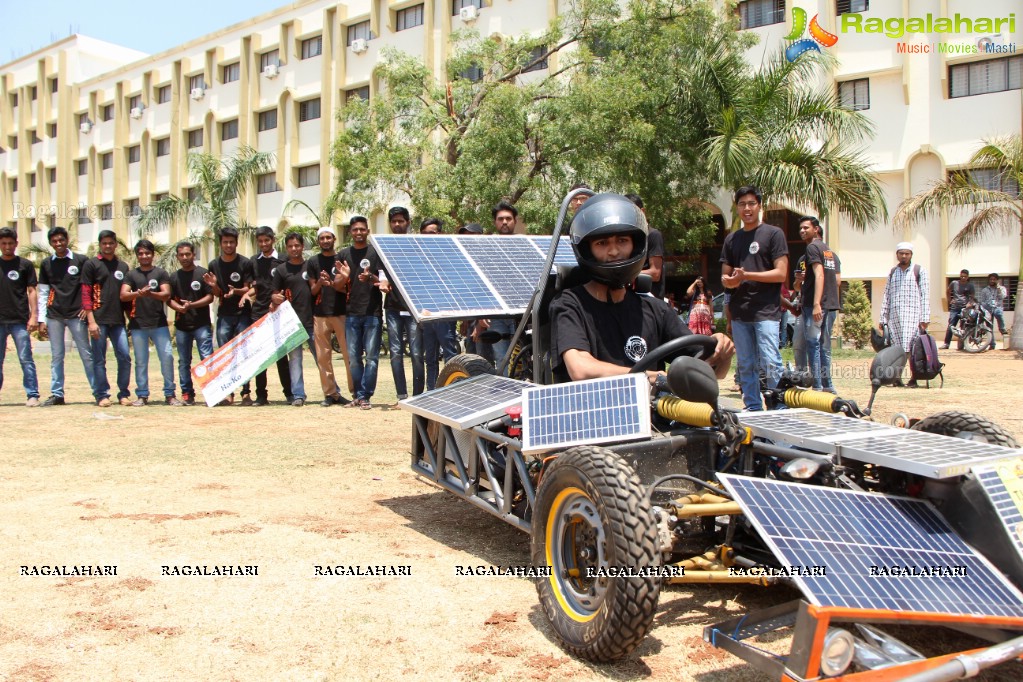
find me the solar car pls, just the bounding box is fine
[373,191,1023,680]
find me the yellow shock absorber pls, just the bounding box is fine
[783,388,839,413]
[655,397,715,427]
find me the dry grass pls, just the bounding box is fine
[1,349,1021,680]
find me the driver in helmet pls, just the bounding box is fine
[550,193,734,383]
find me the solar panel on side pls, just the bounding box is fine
[400,374,530,429]
[836,429,1021,479]
[372,235,505,320]
[529,236,577,267]
[459,236,546,308]
[974,460,1023,566]
[520,374,650,454]
[737,409,897,452]
[719,474,1023,618]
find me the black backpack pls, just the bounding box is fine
[909,332,944,387]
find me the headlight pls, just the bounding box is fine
[779,458,820,480]
[821,628,855,676]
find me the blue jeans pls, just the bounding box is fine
[386,310,422,398]
[47,316,96,398]
[731,319,783,411]
[92,324,131,400]
[175,325,214,396]
[131,326,176,398]
[285,332,316,401]
[489,318,517,371]
[346,315,382,401]
[216,314,251,395]
[0,323,39,399]
[419,320,460,390]
[802,309,837,391]
[792,314,807,371]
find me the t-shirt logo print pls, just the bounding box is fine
[749,241,760,255]
[148,279,159,289]
[114,271,124,280]
[229,272,241,283]
[7,270,19,281]
[68,265,79,275]
[624,335,648,363]
[190,280,201,291]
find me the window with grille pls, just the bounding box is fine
[260,50,280,71]
[297,165,320,187]
[29,129,40,144]
[452,0,483,16]
[78,112,89,126]
[397,5,424,31]
[128,94,141,110]
[301,36,322,59]
[460,64,484,82]
[223,63,240,83]
[187,129,203,149]
[128,145,140,164]
[257,173,280,194]
[77,207,91,224]
[157,85,171,103]
[346,85,370,103]
[30,86,37,101]
[838,78,870,110]
[221,119,239,141]
[48,168,56,183]
[836,0,868,14]
[9,93,17,107]
[299,98,321,122]
[258,109,278,131]
[949,56,1022,98]
[47,123,57,137]
[125,199,141,217]
[101,152,113,170]
[101,104,114,121]
[29,173,36,188]
[50,78,59,93]
[347,21,371,46]
[523,45,549,73]
[156,138,170,157]
[738,0,785,29]
[189,74,206,91]
[153,193,169,202]
[99,204,113,221]
[963,168,1022,197]
[77,159,88,176]
[10,136,17,150]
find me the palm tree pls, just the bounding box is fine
[135,146,275,267]
[281,198,343,256]
[894,135,1023,350]
[702,50,888,230]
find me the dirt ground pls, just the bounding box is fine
[1,348,1022,681]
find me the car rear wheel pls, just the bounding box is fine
[531,446,661,662]
[912,410,1019,448]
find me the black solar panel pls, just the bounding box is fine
[459,237,547,308]
[521,374,650,454]
[719,474,1023,618]
[399,374,529,429]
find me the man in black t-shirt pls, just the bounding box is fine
[798,217,841,392]
[37,226,95,405]
[339,216,384,409]
[0,227,41,406]
[120,239,182,406]
[414,218,460,390]
[308,227,353,406]
[627,194,666,300]
[271,232,317,407]
[942,269,976,350]
[720,186,789,411]
[246,226,291,405]
[383,207,424,401]
[204,226,254,405]
[168,241,214,405]
[81,229,132,406]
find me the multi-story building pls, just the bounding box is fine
[1,0,1020,328]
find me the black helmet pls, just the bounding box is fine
[569,193,648,289]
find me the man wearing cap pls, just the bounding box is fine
[880,242,929,387]
[383,207,424,401]
[308,226,354,406]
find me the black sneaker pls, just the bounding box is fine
[182,393,196,406]
[41,395,66,407]
[292,398,305,407]
[335,394,351,405]
[320,394,348,407]
[252,398,270,406]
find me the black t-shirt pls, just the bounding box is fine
[948,281,975,311]
[306,253,347,317]
[0,256,38,324]
[720,223,788,322]
[340,245,383,317]
[124,267,170,329]
[802,240,840,312]
[39,252,89,319]
[643,228,666,299]
[251,252,285,320]
[383,264,409,313]
[170,266,213,331]
[272,260,314,330]
[207,255,254,317]
[550,285,691,374]
[81,257,130,326]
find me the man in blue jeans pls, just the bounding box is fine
[415,218,460,390]
[203,227,254,405]
[382,206,423,401]
[37,226,95,405]
[0,227,41,406]
[720,186,789,411]
[797,217,841,392]
[81,230,132,406]
[271,232,317,406]
[120,240,183,406]
[339,216,383,409]
[168,241,214,405]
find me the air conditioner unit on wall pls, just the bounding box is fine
[351,38,368,53]
[79,121,93,134]
[190,87,205,100]
[459,6,479,22]
[263,64,279,78]
[130,107,143,119]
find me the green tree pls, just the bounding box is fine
[838,280,873,349]
[135,146,275,266]
[894,135,1022,350]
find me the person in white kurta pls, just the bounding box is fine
[879,242,930,353]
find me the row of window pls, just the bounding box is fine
[739,1,869,30]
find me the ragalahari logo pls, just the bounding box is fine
[785,7,839,62]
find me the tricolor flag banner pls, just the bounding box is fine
[192,301,308,406]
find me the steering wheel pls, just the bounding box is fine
[629,334,718,374]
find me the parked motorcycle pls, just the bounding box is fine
[950,302,995,353]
